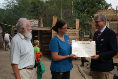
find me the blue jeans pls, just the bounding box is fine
[5,41,9,50]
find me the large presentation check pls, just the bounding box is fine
[72,40,96,57]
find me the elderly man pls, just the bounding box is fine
[10,18,36,79]
[90,14,117,79]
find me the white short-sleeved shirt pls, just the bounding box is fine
[10,33,35,69]
[4,33,10,42]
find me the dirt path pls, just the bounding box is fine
[0,48,114,79]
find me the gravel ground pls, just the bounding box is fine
[0,48,114,79]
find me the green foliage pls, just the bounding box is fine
[74,0,111,37]
[0,0,111,35]
[74,0,111,17]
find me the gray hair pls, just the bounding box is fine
[16,18,28,32]
[94,14,106,23]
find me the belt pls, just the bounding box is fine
[22,67,34,70]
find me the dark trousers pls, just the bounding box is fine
[51,71,70,79]
[81,57,89,66]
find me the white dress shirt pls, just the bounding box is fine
[100,26,106,33]
[10,33,35,69]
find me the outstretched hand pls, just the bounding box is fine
[89,39,93,42]
[70,54,77,58]
[91,55,99,60]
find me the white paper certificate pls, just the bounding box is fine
[72,40,96,57]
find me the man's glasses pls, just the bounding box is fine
[95,21,102,23]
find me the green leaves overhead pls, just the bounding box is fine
[74,0,111,17]
[0,0,111,35]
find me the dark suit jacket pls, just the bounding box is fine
[91,27,117,72]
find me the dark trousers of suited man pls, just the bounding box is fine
[89,14,117,79]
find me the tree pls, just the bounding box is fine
[74,0,111,17]
[0,0,112,35]
[74,0,111,37]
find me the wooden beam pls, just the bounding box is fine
[38,30,40,47]
[111,7,112,10]
[76,19,79,30]
[4,24,8,26]
[52,16,57,38]
[38,17,43,27]
[67,29,79,32]
[12,26,15,27]
[101,5,102,10]
[116,6,117,16]
[69,36,79,38]
[8,25,12,27]
[32,27,51,30]
[0,23,14,27]
[103,6,105,10]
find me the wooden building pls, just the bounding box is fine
[10,16,80,54]
[31,16,80,54]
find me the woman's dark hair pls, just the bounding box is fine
[52,20,66,32]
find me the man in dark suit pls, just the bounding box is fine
[90,14,117,79]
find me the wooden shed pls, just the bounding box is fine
[11,16,80,54]
[31,16,80,54]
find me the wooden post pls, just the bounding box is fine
[38,30,42,49]
[101,6,102,10]
[76,19,80,40]
[111,7,112,10]
[103,6,105,10]
[0,25,3,48]
[52,16,57,38]
[37,17,42,48]
[89,20,96,39]
[76,19,79,30]
[116,6,117,16]
[38,17,43,27]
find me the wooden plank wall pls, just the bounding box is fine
[53,29,79,44]
[94,9,118,58]
[52,16,80,44]
[109,21,118,34]
[94,10,118,17]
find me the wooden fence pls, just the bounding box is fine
[52,16,80,44]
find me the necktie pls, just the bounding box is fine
[97,31,101,40]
